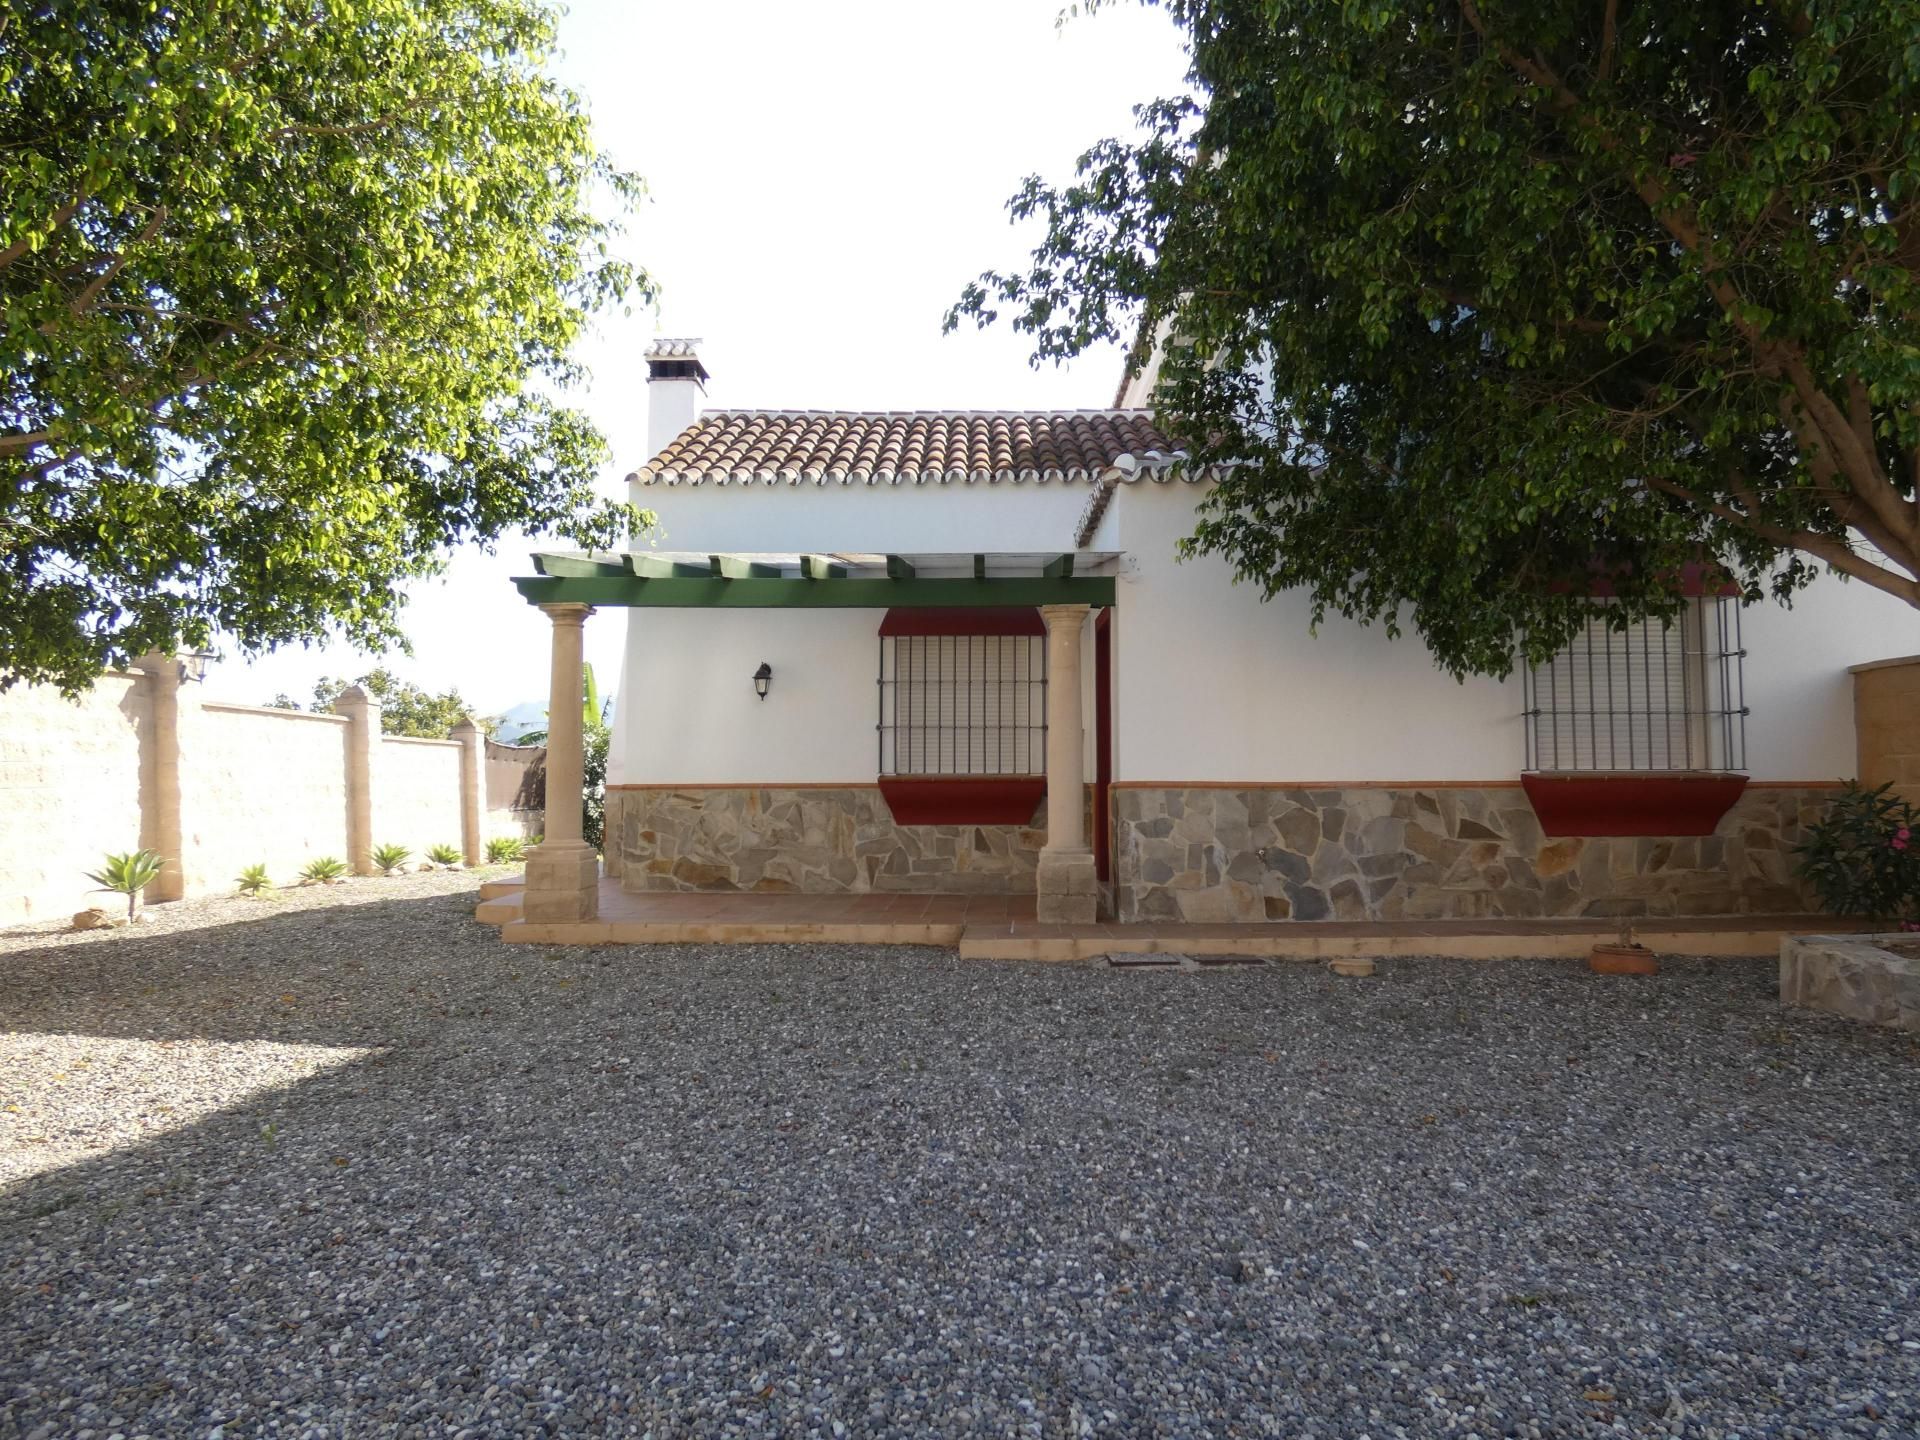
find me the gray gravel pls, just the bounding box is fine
[2,879,1916,1438]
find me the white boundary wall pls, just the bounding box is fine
[0,676,484,926]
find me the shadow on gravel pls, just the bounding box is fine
[3,897,1918,1436]
[0,891,504,1048]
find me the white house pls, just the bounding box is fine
[511,338,1917,929]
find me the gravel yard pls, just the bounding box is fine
[2,878,1917,1439]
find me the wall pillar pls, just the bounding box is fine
[333,684,378,875]
[523,603,599,922]
[1036,604,1097,923]
[132,652,185,902]
[452,717,485,865]
[1851,655,1920,807]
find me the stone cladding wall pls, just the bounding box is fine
[1111,784,1834,923]
[609,787,1049,894]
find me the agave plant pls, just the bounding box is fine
[237,863,272,897]
[87,849,166,922]
[484,835,525,864]
[426,842,463,868]
[371,842,412,876]
[299,856,349,885]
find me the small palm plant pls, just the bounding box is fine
[426,842,463,868]
[299,856,349,885]
[87,849,166,922]
[237,863,272,897]
[485,835,525,864]
[371,842,412,876]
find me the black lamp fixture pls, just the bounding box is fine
[752,662,773,701]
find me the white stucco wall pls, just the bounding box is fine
[377,737,466,856]
[614,480,1093,785]
[0,674,149,925]
[1106,480,1915,783]
[610,472,1917,788]
[187,703,353,890]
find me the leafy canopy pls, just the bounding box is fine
[2,0,651,693]
[269,667,493,739]
[952,0,1920,677]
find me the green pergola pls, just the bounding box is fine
[512,550,1120,608]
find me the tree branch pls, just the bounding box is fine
[0,190,89,273]
[1644,472,1920,602]
[1595,0,1618,84]
[63,206,168,319]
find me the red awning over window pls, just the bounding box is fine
[878,606,1044,637]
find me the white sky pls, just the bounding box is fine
[200,0,1191,716]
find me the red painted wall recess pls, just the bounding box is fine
[1520,772,1749,837]
[877,776,1046,826]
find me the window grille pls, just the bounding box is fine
[878,634,1047,775]
[1522,597,1747,772]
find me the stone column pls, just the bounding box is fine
[333,685,378,876]
[1036,604,1097,923]
[452,717,485,866]
[133,652,185,902]
[523,603,599,923]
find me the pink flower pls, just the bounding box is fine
[1898,827,1912,841]
[1894,835,1910,851]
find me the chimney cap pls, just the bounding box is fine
[645,336,708,385]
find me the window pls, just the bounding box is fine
[877,613,1046,777]
[1522,597,1747,773]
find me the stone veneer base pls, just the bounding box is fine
[608,786,1052,895]
[1112,785,1835,923]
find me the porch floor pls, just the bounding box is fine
[476,877,1846,961]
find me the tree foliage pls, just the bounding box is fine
[952,0,1920,676]
[2,0,650,693]
[270,666,494,739]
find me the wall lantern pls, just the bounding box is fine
[177,650,214,684]
[752,662,773,701]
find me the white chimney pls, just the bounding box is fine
[644,337,709,459]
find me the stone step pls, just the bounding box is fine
[475,893,523,925]
[478,875,525,900]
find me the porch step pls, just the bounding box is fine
[475,891,523,925]
[956,918,1849,963]
[478,875,524,900]
[497,918,967,947]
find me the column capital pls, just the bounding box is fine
[1037,603,1091,627]
[539,602,596,626]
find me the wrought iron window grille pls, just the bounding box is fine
[877,633,1047,776]
[1522,597,1748,773]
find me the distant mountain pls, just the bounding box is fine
[491,694,616,744]
[492,701,547,744]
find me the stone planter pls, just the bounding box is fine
[1780,933,1920,1033]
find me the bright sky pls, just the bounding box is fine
[200,0,1191,717]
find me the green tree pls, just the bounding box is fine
[952,1,1920,677]
[2,0,653,694]
[294,668,494,739]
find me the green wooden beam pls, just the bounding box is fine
[973,553,986,580]
[1042,554,1075,579]
[884,554,916,580]
[801,554,848,580]
[626,553,713,579]
[511,575,1116,609]
[533,553,628,579]
[711,554,779,579]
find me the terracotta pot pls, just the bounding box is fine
[1589,942,1659,976]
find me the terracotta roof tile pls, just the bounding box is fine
[630,410,1194,486]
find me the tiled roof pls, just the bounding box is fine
[643,337,704,359]
[631,410,1196,486]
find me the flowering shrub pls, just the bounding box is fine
[1794,782,1920,926]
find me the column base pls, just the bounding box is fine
[523,841,600,924]
[1036,849,1098,925]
